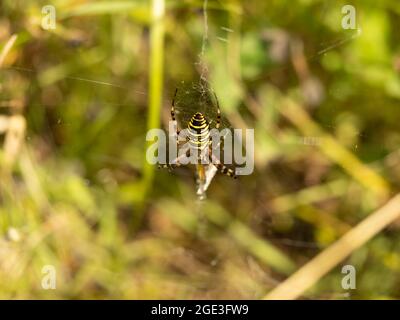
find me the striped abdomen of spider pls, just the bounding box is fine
[187,112,211,156]
[187,112,236,179]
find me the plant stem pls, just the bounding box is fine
[132,0,165,229]
[264,193,400,300]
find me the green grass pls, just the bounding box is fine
[1,0,400,299]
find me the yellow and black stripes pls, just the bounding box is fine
[188,113,210,151]
[215,163,236,179]
[164,88,236,180]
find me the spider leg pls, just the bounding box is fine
[209,124,232,158]
[158,149,189,171]
[212,91,221,129]
[171,88,180,136]
[209,146,237,179]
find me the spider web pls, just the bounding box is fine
[197,0,209,95]
[172,81,237,170]
[173,81,230,131]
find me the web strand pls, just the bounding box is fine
[198,0,209,96]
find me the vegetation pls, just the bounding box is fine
[1,0,400,299]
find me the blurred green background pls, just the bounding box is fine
[1,0,400,299]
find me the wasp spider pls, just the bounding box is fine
[159,86,237,182]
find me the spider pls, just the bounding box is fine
[159,85,237,184]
